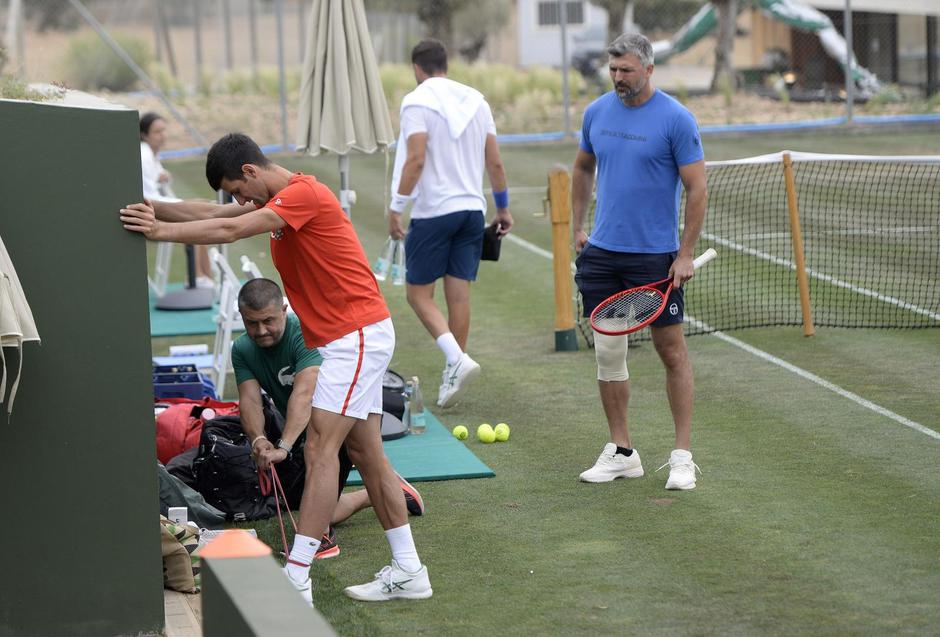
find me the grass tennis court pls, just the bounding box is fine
[153,125,940,636]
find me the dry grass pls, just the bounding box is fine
[113,87,938,152]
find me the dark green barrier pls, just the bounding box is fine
[201,531,335,636]
[0,98,162,636]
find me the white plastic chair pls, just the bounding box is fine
[208,248,243,399]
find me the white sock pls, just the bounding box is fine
[436,332,463,366]
[385,524,421,573]
[286,533,320,582]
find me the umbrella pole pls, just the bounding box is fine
[274,0,289,151]
[339,154,352,215]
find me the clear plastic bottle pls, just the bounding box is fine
[372,236,395,281]
[402,379,414,432]
[392,240,407,286]
[409,376,427,435]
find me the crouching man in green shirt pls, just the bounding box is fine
[233,278,424,558]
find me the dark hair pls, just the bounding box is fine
[139,112,164,138]
[411,39,448,75]
[205,133,271,191]
[238,278,283,311]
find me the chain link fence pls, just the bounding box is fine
[2,0,936,149]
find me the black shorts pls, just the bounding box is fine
[574,243,684,327]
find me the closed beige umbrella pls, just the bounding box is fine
[296,0,394,213]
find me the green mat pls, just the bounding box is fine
[149,283,237,337]
[348,412,495,485]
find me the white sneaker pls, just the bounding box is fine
[658,449,701,490]
[282,565,313,607]
[343,560,433,602]
[195,275,215,289]
[437,353,481,408]
[578,443,644,482]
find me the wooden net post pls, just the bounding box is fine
[782,152,815,337]
[548,166,578,351]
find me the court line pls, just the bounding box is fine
[701,230,940,322]
[688,319,940,441]
[504,233,940,441]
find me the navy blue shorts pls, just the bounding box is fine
[574,243,684,327]
[405,210,484,285]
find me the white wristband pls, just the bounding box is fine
[389,193,413,213]
[250,435,267,449]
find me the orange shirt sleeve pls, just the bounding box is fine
[266,178,318,231]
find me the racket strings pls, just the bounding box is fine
[594,288,665,331]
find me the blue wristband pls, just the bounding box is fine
[493,189,509,209]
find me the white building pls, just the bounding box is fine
[516,0,613,68]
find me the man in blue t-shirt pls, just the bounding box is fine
[571,32,708,490]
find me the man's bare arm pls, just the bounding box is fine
[237,378,267,443]
[395,133,427,199]
[276,367,318,448]
[571,149,597,252]
[484,134,513,235]
[671,159,708,285]
[121,202,286,244]
[388,132,428,240]
[150,199,256,222]
[237,378,277,467]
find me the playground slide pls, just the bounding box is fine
[651,0,882,96]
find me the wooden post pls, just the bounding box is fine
[549,166,578,351]
[782,153,815,337]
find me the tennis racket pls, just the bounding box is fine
[590,248,718,336]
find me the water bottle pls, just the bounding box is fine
[372,236,395,281]
[402,379,414,431]
[392,240,407,286]
[409,376,427,435]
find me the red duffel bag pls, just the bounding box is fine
[155,397,239,464]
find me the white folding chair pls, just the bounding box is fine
[208,248,244,399]
[147,242,173,297]
[240,254,264,279]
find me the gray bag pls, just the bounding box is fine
[157,462,226,530]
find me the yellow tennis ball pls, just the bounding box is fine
[477,423,495,443]
[452,425,469,440]
[494,423,510,442]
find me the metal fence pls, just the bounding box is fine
[2,0,937,148]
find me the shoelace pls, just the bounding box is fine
[374,565,394,584]
[655,459,702,474]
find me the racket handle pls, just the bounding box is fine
[692,248,718,270]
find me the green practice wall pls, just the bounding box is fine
[0,99,163,636]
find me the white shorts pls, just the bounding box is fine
[312,318,395,420]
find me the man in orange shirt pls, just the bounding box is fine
[121,134,431,605]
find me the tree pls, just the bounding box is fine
[589,0,629,47]
[453,0,510,62]
[365,0,505,62]
[590,0,705,48]
[710,0,738,92]
[416,0,470,51]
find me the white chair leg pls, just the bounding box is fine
[148,241,173,297]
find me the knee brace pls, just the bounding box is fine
[594,332,629,381]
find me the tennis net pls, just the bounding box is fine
[578,151,940,343]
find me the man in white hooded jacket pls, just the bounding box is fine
[388,39,513,408]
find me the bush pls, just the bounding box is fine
[927,91,940,112]
[148,62,185,97]
[0,74,48,101]
[62,33,151,91]
[864,84,906,114]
